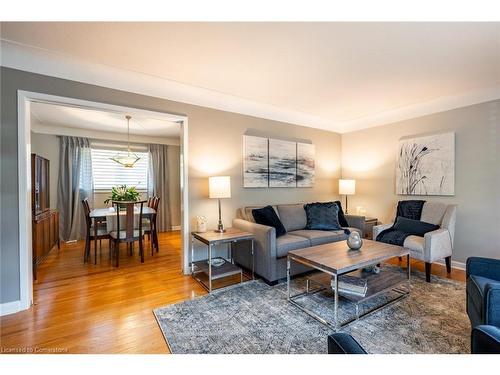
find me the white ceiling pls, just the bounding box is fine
[2,22,500,132]
[30,101,180,138]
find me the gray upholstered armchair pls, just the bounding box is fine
[373,202,457,282]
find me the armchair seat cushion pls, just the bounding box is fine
[290,230,347,246]
[276,234,311,258]
[467,275,492,317]
[403,235,424,253]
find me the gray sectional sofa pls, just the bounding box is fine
[232,203,366,284]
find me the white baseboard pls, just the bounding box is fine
[171,225,181,231]
[0,300,21,316]
[436,259,466,270]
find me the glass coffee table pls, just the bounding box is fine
[287,239,410,330]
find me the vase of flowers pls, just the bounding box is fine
[104,185,140,209]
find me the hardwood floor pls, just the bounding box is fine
[0,231,205,354]
[0,231,465,354]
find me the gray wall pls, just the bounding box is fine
[0,67,341,304]
[341,100,500,263]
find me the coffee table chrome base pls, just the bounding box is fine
[287,254,411,331]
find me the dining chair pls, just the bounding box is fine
[109,200,147,267]
[143,197,160,255]
[82,198,110,264]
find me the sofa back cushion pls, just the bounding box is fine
[252,206,287,237]
[420,202,448,225]
[277,204,307,231]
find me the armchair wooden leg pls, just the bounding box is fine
[425,262,432,282]
[445,256,452,273]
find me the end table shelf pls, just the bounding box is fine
[190,228,255,292]
[192,257,242,281]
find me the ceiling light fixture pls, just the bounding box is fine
[110,115,141,168]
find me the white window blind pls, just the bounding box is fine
[91,148,149,191]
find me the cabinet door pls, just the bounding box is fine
[32,220,44,260]
[49,213,55,248]
[43,218,50,255]
[53,211,60,246]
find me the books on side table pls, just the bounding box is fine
[331,275,368,297]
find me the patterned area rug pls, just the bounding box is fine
[153,266,470,354]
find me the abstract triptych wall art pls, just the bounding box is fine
[243,135,315,188]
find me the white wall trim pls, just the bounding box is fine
[1,40,332,131]
[171,225,182,231]
[339,86,500,133]
[17,91,33,312]
[436,259,466,271]
[16,90,190,315]
[2,39,500,134]
[0,300,22,316]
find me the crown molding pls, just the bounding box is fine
[2,39,499,134]
[338,85,500,133]
[0,40,334,131]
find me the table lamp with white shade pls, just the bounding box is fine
[338,179,356,214]
[209,176,231,233]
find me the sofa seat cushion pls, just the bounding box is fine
[290,230,348,246]
[403,235,424,253]
[276,234,311,258]
[467,275,491,317]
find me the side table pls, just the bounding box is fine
[364,217,378,240]
[191,228,254,292]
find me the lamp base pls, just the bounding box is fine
[214,229,226,233]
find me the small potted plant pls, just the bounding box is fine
[104,185,140,209]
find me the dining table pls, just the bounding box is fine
[89,206,157,260]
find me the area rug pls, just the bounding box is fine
[153,267,470,354]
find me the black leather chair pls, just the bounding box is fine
[327,333,367,354]
[471,325,500,354]
[328,327,500,354]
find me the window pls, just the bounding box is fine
[91,147,149,191]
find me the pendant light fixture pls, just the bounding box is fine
[110,115,141,168]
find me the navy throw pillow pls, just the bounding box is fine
[252,206,287,237]
[304,202,342,231]
[333,200,349,228]
[393,216,439,237]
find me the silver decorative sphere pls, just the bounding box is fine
[347,231,363,250]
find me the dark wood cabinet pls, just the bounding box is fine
[31,154,60,280]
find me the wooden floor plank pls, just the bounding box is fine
[0,231,465,353]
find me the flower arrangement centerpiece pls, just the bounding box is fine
[104,185,140,208]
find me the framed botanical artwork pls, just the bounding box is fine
[396,132,455,195]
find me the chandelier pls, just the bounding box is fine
[110,115,141,168]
